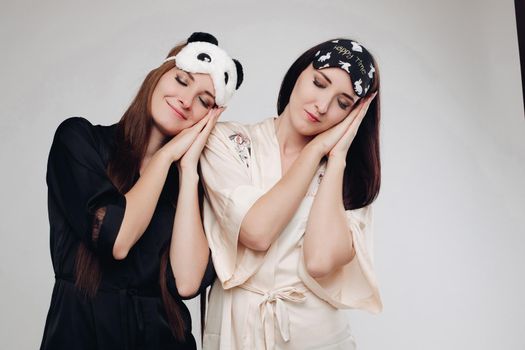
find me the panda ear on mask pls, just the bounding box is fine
[233,59,243,90]
[187,32,218,46]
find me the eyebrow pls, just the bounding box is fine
[185,71,216,100]
[342,92,356,102]
[317,71,356,102]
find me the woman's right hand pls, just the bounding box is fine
[159,111,213,163]
[309,95,374,156]
[179,107,223,171]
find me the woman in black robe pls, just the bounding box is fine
[40,32,244,350]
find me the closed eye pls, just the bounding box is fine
[199,96,212,109]
[313,78,325,88]
[175,75,188,86]
[338,98,350,110]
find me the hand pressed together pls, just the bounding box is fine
[310,92,377,160]
[158,107,224,167]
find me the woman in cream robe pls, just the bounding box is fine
[200,38,382,350]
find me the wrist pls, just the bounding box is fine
[150,148,175,172]
[179,166,200,183]
[327,155,346,168]
[304,142,325,161]
[157,147,177,164]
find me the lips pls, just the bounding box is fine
[165,100,187,120]
[305,110,320,123]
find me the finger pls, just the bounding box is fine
[195,107,220,136]
[357,94,375,120]
[188,109,220,150]
[194,112,212,131]
[345,96,373,137]
[326,109,357,142]
[342,121,358,141]
[351,92,376,124]
[205,108,221,128]
[354,91,376,111]
[211,106,225,124]
[334,102,365,135]
[358,92,377,117]
[347,111,366,137]
[333,93,377,148]
[218,106,226,114]
[340,99,366,128]
[181,113,211,143]
[363,92,377,109]
[209,106,225,122]
[201,110,219,135]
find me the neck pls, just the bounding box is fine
[274,108,312,156]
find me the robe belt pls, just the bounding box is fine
[239,283,307,350]
[119,288,144,350]
[55,276,158,350]
[115,285,160,350]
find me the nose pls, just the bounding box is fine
[178,92,192,111]
[315,95,330,115]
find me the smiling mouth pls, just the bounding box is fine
[165,100,187,120]
[305,110,320,123]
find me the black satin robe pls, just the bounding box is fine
[40,117,214,350]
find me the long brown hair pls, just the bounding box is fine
[75,42,188,340]
[277,39,381,210]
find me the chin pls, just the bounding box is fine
[291,115,321,137]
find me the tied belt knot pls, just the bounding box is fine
[118,285,159,350]
[240,284,307,350]
[119,287,144,349]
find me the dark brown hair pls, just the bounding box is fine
[75,43,188,340]
[277,39,381,210]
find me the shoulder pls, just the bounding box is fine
[51,117,118,165]
[203,120,255,168]
[53,117,116,150]
[53,117,96,145]
[211,118,274,145]
[208,120,252,150]
[211,121,250,140]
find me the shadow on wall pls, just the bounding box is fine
[515,0,525,111]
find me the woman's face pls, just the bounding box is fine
[150,67,216,136]
[287,63,360,136]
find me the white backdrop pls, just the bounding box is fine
[1,0,524,349]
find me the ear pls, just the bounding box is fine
[187,32,219,45]
[233,59,244,90]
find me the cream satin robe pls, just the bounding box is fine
[200,118,382,350]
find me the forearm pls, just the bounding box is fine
[303,156,355,278]
[113,150,172,259]
[169,168,210,297]
[240,143,324,251]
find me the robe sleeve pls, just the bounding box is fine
[199,122,267,289]
[46,117,126,258]
[299,205,383,313]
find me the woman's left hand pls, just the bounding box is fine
[179,107,224,171]
[328,92,377,160]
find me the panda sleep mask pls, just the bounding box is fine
[164,32,243,106]
[313,39,376,97]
